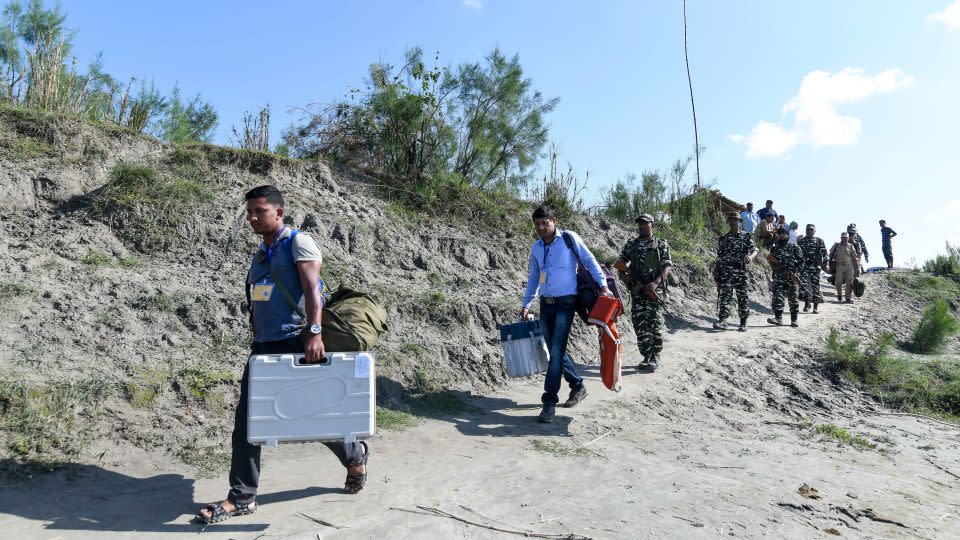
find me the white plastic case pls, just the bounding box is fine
[247,352,375,447]
[500,319,550,378]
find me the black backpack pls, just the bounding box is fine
[561,231,622,323]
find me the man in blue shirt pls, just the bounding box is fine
[740,202,760,234]
[756,200,778,222]
[520,205,612,423]
[198,185,369,524]
[879,220,897,269]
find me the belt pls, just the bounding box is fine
[540,294,577,304]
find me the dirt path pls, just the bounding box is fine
[2,275,959,539]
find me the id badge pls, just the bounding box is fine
[251,283,274,302]
[539,271,547,284]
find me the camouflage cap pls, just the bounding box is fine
[635,213,655,224]
[728,212,743,221]
[805,223,816,229]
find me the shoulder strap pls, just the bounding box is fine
[269,231,307,320]
[561,231,584,268]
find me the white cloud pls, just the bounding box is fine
[464,0,484,9]
[735,68,912,159]
[927,1,960,29]
[727,134,743,143]
[745,122,799,158]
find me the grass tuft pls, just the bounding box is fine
[91,162,213,252]
[81,250,112,267]
[0,281,38,302]
[0,376,111,479]
[176,443,230,478]
[814,423,875,449]
[4,136,51,159]
[375,406,420,431]
[531,439,591,458]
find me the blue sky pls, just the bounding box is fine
[59,0,960,267]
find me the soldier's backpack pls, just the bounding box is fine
[560,231,621,323]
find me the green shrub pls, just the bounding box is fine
[911,299,960,354]
[923,255,960,277]
[922,243,960,276]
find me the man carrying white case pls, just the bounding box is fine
[197,185,370,524]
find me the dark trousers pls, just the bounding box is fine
[539,295,583,405]
[883,244,893,267]
[227,338,357,505]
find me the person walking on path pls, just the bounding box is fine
[614,213,674,371]
[797,224,828,313]
[831,232,858,303]
[766,227,804,327]
[740,202,760,234]
[713,213,758,332]
[520,205,613,423]
[197,185,370,524]
[879,219,898,269]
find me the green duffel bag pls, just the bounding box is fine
[321,287,388,352]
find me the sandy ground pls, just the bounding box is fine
[2,280,959,539]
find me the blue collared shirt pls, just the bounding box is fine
[741,211,760,233]
[521,229,607,308]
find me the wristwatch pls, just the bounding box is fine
[308,323,322,335]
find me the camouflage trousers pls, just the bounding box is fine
[631,294,664,357]
[771,275,799,312]
[797,267,823,303]
[718,276,749,321]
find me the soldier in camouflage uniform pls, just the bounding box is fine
[712,213,758,332]
[847,223,868,276]
[614,213,673,371]
[767,226,805,327]
[797,224,828,314]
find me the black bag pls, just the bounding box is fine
[561,232,621,323]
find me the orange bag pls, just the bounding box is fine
[588,295,623,327]
[599,322,622,392]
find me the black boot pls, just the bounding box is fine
[738,317,747,332]
[812,303,819,314]
[803,301,811,312]
[790,310,799,327]
[767,310,783,326]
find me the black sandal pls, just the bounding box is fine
[197,500,257,524]
[344,441,369,494]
